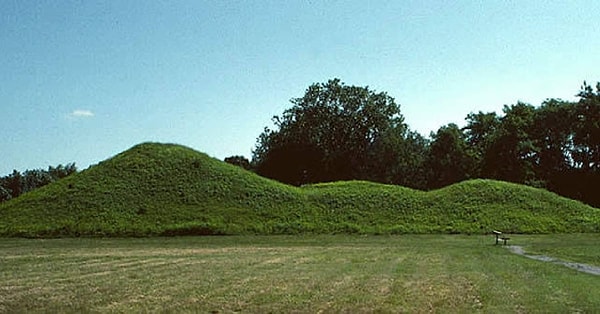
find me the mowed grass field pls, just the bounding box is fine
[1,235,599,313]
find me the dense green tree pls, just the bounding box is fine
[252,79,405,185]
[0,185,11,202]
[253,127,325,185]
[557,82,600,207]
[21,169,54,194]
[48,163,77,180]
[425,123,475,189]
[224,155,252,171]
[463,111,500,175]
[482,102,538,184]
[572,81,600,170]
[531,99,575,182]
[367,124,429,189]
[0,163,78,202]
[5,170,23,198]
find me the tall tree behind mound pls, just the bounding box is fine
[252,78,426,187]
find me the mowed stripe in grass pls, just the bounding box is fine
[0,235,599,313]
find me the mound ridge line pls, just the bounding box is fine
[1,142,598,237]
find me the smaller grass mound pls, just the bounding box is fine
[424,179,600,233]
[302,179,600,234]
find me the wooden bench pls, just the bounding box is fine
[492,230,510,245]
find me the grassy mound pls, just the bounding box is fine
[0,143,598,237]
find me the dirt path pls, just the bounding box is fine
[507,245,600,276]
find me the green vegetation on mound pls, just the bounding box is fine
[0,143,598,237]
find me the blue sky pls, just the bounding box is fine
[1,0,599,175]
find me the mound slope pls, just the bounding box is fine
[1,143,598,237]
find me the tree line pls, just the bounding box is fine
[0,163,77,202]
[2,79,597,208]
[227,79,600,207]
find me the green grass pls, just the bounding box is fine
[0,235,598,313]
[0,142,599,237]
[517,233,600,266]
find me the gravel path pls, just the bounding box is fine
[507,245,600,276]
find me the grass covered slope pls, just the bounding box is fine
[0,143,306,237]
[0,142,598,237]
[303,180,599,234]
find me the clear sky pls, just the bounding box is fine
[1,0,599,175]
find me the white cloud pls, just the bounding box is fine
[70,109,94,117]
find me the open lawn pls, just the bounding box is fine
[1,234,598,313]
